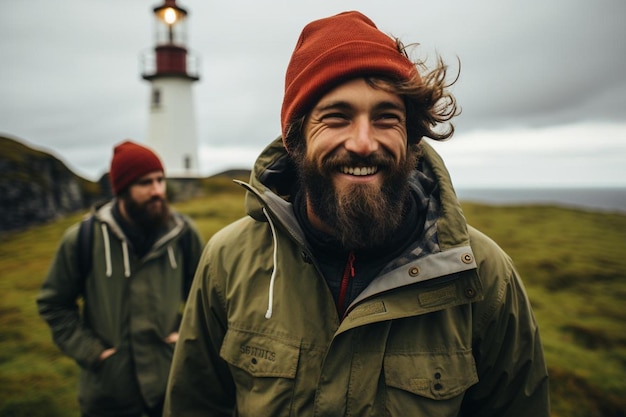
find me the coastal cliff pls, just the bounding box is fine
[0,136,107,233]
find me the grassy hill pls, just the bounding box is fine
[1,178,624,416]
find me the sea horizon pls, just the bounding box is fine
[455,186,626,214]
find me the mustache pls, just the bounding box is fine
[142,196,167,208]
[322,150,395,169]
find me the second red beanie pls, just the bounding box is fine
[109,140,164,195]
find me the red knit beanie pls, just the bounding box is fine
[281,11,419,150]
[109,140,164,195]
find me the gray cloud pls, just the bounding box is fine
[1,0,625,184]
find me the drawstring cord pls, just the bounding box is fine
[167,245,178,269]
[101,223,131,278]
[263,207,278,319]
[121,240,131,278]
[101,224,113,277]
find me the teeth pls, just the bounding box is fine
[341,166,378,176]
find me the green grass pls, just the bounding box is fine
[1,183,625,416]
[461,203,626,417]
[0,181,247,417]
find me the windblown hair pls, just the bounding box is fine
[390,39,460,143]
[284,39,460,150]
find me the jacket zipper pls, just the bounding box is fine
[337,251,356,315]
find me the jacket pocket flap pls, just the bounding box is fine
[220,329,299,378]
[384,350,478,400]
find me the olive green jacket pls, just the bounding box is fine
[37,201,203,416]
[164,138,549,417]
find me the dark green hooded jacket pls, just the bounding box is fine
[164,137,549,417]
[37,201,203,416]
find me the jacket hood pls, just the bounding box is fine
[243,136,295,221]
[92,200,188,245]
[89,200,190,278]
[242,136,470,250]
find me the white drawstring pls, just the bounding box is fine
[101,224,113,277]
[101,222,132,278]
[263,207,278,319]
[121,241,131,277]
[167,245,178,269]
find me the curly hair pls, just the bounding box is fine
[284,39,460,151]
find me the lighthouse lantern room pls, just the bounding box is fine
[141,0,200,177]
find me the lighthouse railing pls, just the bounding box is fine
[140,48,201,80]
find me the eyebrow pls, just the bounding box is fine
[136,175,164,184]
[313,100,352,113]
[313,100,405,114]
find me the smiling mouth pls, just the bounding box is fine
[340,166,379,176]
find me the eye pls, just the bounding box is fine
[374,112,403,127]
[321,112,350,126]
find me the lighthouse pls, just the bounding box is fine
[141,0,200,177]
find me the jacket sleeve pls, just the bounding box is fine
[183,219,205,299]
[164,240,236,417]
[36,224,106,369]
[463,230,550,416]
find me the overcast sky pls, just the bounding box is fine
[1,0,625,187]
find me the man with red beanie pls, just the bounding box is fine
[165,11,549,417]
[38,140,203,417]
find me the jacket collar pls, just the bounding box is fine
[241,136,472,251]
[92,199,187,252]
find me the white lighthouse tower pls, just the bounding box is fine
[141,0,200,177]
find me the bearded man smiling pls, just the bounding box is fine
[165,11,550,417]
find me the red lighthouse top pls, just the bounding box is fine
[141,0,199,81]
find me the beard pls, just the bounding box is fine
[122,195,170,233]
[295,146,420,251]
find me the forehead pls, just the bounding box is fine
[313,78,404,110]
[134,171,164,183]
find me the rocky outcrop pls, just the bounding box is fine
[0,136,107,233]
[0,135,252,234]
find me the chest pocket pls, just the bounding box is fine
[220,328,300,416]
[221,328,300,377]
[384,349,478,400]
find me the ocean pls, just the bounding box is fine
[454,187,626,214]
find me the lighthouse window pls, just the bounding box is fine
[184,155,191,170]
[152,88,161,108]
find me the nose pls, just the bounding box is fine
[149,179,166,196]
[344,116,378,156]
